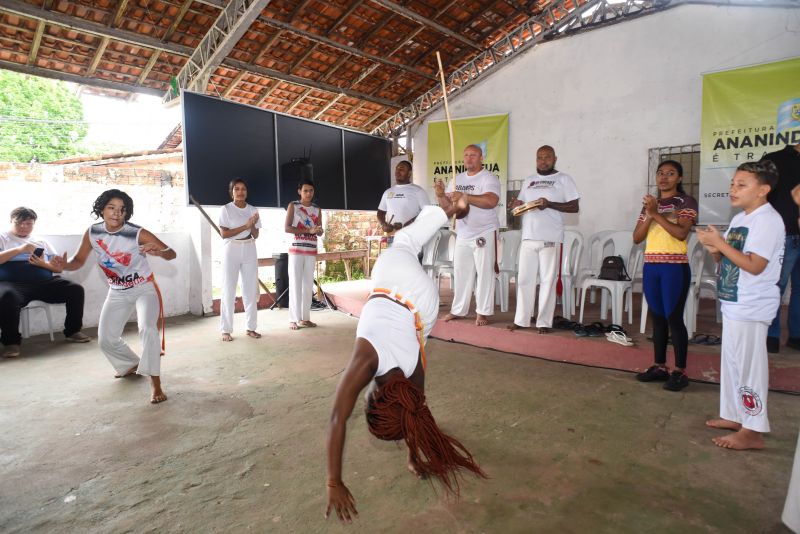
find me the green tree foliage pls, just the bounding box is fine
[0,71,88,162]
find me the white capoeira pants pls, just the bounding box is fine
[720,317,770,433]
[514,240,559,328]
[98,282,161,377]
[784,427,800,532]
[289,253,315,323]
[220,239,259,333]
[451,228,496,317]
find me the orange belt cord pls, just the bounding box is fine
[148,274,166,356]
[370,287,426,370]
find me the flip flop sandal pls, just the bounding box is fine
[590,321,606,332]
[689,334,710,344]
[702,335,721,345]
[606,330,634,346]
[606,324,625,333]
[554,317,577,330]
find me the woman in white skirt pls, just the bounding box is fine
[62,189,176,404]
[219,178,261,341]
[284,178,322,330]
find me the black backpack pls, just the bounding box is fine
[598,255,630,281]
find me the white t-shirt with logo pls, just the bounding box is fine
[446,169,501,241]
[218,202,262,242]
[378,183,430,226]
[517,171,580,243]
[719,202,785,323]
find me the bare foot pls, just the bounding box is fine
[114,365,138,378]
[299,321,317,328]
[705,418,742,431]
[538,327,551,334]
[289,322,299,330]
[443,313,463,322]
[475,314,490,326]
[221,333,233,342]
[712,428,764,450]
[246,330,262,338]
[150,376,168,404]
[506,324,522,331]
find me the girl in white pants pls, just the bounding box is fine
[219,178,261,341]
[62,189,176,405]
[285,178,322,330]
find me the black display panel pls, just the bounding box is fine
[344,131,391,210]
[182,92,278,207]
[276,114,345,209]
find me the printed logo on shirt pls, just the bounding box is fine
[718,226,748,302]
[100,267,147,288]
[388,192,406,199]
[739,386,763,416]
[528,180,555,189]
[455,185,477,192]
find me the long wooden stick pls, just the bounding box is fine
[435,51,457,228]
[190,195,274,303]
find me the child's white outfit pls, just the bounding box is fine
[288,201,320,324]
[219,202,261,334]
[718,203,784,433]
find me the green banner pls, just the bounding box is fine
[427,113,509,226]
[700,57,800,224]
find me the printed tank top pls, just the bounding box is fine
[89,221,153,289]
[289,201,320,256]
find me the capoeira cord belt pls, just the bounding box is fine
[369,287,426,370]
[147,274,166,356]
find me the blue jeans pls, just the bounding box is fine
[768,235,800,339]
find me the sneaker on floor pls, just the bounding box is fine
[663,370,689,391]
[2,345,21,358]
[767,336,780,354]
[66,332,91,343]
[636,365,669,382]
[786,337,800,351]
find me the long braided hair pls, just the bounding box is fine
[366,372,487,495]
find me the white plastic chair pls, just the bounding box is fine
[433,229,456,289]
[494,230,522,313]
[20,300,57,341]
[559,230,584,319]
[421,230,442,278]
[579,244,644,326]
[576,231,634,313]
[574,229,613,293]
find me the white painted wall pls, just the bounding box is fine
[23,232,196,336]
[411,5,800,241]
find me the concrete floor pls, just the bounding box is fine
[1,307,799,533]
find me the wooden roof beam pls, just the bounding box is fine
[162,0,195,42]
[136,50,161,84]
[111,0,130,28]
[27,20,45,66]
[86,37,110,76]
[337,101,367,124]
[286,87,313,112]
[368,0,482,50]
[222,69,248,97]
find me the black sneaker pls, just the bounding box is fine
[786,338,800,351]
[636,365,669,382]
[663,370,689,391]
[767,336,780,354]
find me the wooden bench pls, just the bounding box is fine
[258,249,369,281]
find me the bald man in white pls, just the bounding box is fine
[435,144,501,326]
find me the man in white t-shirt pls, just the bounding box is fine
[509,145,580,334]
[0,207,91,358]
[435,144,501,326]
[377,161,430,237]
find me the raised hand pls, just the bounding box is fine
[643,195,658,217]
[434,179,445,198]
[139,242,163,255]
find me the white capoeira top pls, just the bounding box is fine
[356,205,447,378]
[288,201,321,256]
[89,221,153,290]
[218,202,261,242]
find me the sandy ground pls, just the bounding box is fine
[1,307,798,533]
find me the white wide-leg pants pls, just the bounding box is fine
[514,240,559,328]
[720,317,770,433]
[783,427,800,532]
[451,228,496,317]
[289,253,316,323]
[98,282,161,377]
[220,239,259,333]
